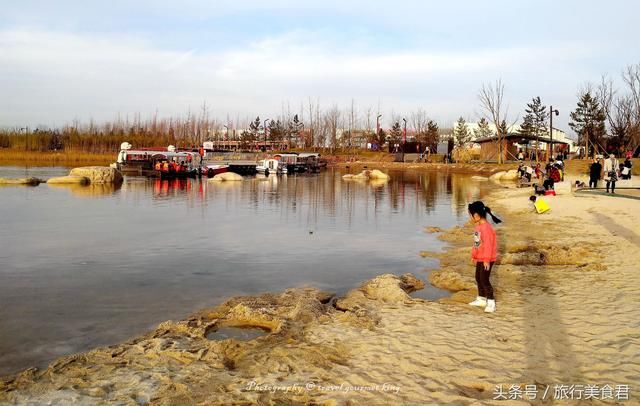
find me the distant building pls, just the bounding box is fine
[449,121,577,161]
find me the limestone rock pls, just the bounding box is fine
[47,176,90,185]
[0,177,42,186]
[342,169,389,181]
[369,169,390,180]
[209,172,244,182]
[489,171,505,181]
[429,269,475,292]
[335,273,424,312]
[500,169,520,181]
[69,166,123,184]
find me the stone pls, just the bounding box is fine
[209,172,244,182]
[69,167,123,184]
[368,169,390,180]
[0,177,42,186]
[489,171,505,181]
[500,169,520,181]
[47,176,90,185]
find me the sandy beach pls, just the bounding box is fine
[1,174,639,405]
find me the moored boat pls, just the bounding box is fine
[203,164,230,177]
[256,158,287,175]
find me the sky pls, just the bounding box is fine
[1,0,640,133]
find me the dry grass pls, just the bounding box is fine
[0,149,113,167]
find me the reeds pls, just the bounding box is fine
[0,149,113,167]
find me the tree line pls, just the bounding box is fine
[2,63,639,158]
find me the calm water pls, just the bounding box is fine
[0,166,491,376]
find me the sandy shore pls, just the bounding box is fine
[1,177,639,404]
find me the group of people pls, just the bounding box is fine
[517,157,564,194]
[155,159,190,174]
[589,153,633,194]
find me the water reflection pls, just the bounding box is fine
[47,183,122,198]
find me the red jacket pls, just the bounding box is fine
[471,221,497,263]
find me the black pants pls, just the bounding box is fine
[606,180,616,193]
[589,177,598,188]
[475,261,495,300]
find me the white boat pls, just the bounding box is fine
[256,158,287,175]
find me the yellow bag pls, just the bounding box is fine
[534,198,550,214]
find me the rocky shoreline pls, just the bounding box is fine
[334,160,519,176]
[1,176,638,404]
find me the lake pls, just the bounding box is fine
[0,166,490,376]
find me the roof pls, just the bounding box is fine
[474,133,569,145]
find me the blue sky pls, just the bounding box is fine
[2,0,640,133]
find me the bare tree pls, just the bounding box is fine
[324,105,341,151]
[478,79,509,163]
[410,108,429,143]
[622,63,640,152]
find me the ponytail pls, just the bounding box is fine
[468,200,503,224]
[484,206,502,224]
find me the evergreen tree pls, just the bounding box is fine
[389,121,403,142]
[249,116,262,138]
[287,114,303,146]
[569,92,606,157]
[519,97,548,160]
[240,130,255,149]
[453,117,471,147]
[376,128,387,147]
[498,120,509,137]
[268,119,285,142]
[474,117,493,139]
[425,120,439,150]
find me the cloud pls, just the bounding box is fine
[0,27,622,130]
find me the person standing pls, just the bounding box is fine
[589,157,602,188]
[467,201,502,313]
[622,156,633,180]
[603,154,619,193]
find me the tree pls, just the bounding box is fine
[479,79,509,163]
[519,96,548,161]
[453,117,471,147]
[324,105,341,150]
[599,70,640,154]
[474,117,493,139]
[287,114,303,147]
[239,130,255,149]
[268,119,285,142]
[249,116,262,139]
[389,121,403,142]
[425,120,439,151]
[376,128,387,147]
[569,91,606,157]
[410,108,429,141]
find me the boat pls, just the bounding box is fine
[256,158,288,175]
[273,153,306,172]
[273,153,325,173]
[152,152,201,179]
[202,164,230,177]
[112,143,203,178]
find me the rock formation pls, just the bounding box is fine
[0,177,42,186]
[46,176,90,185]
[209,172,244,182]
[69,167,123,184]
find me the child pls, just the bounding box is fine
[529,195,550,214]
[467,201,502,313]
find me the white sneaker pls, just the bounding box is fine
[484,299,496,313]
[468,297,487,307]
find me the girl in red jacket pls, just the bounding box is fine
[467,201,502,313]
